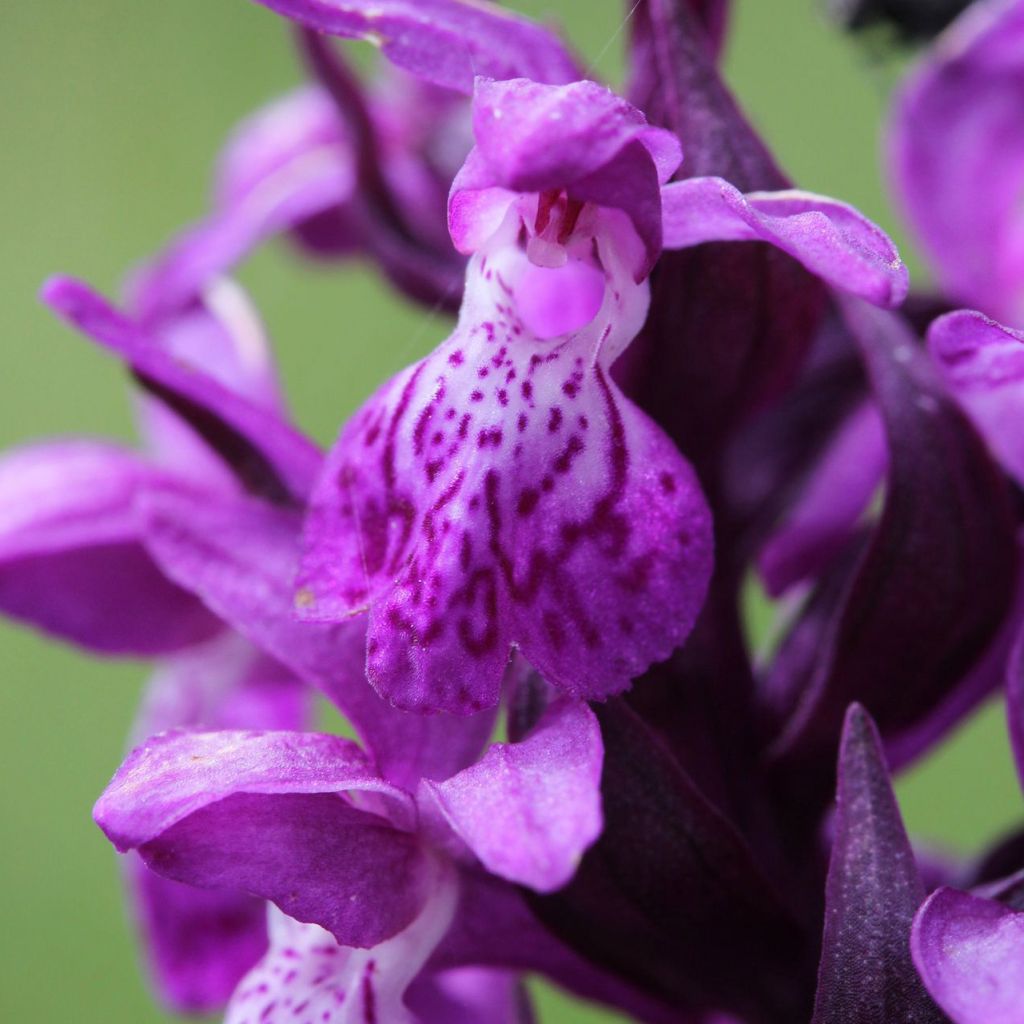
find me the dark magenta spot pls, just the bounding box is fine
[448,349,464,366]
[541,476,554,492]
[579,414,589,430]
[521,380,534,401]
[553,435,584,474]
[497,389,508,406]
[478,366,490,378]
[547,407,563,433]
[517,413,528,433]
[517,488,540,517]
[659,471,677,494]
[470,390,484,402]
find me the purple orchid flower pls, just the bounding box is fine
[292,73,906,716]
[94,695,605,1021]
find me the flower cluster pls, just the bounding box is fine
[5,0,1024,1021]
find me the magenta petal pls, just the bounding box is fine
[140,488,495,786]
[759,399,887,596]
[450,78,679,277]
[0,440,218,654]
[407,968,532,1024]
[247,0,580,94]
[127,856,268,1014]
[888,0,1024,321]
[423,699,602,892]
[95,729,427,947]
[124,638,307,1012]
[661,178,909,306]
[42,276,322,504]
[912,887,1024,1024]
[134,88,356,322]
[467,78,680,195]
[928,310,1024,487]
[297,234,712,714]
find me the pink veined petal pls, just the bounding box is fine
[297,212,713,714]
[660,178,909,307]
[888,0,1024,322]
[139,488,496,788]
[421,699,603,892]
[912,887,1024,1024]
[246,0,581,94]
[133,88,357,323]
[928,310,1024,487]
[94,729,428,947]
[759,399,887,596]
[0,440,219,654]
[225,864,457,1024]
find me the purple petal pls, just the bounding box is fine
[139,488,495,787]
[42,276,322,504]
[126,856,269,1014]
[759,399,887,596]
[407,968,533,1024]
[133,87,356,323]
[888,0,1024,322]
[912,887,1024,1024]
[928,310,1024,487]
[247,0,580,94]
[297,221,712,713]
[450,78,680,278]
[422,699,602,892]
[661,179,908,306]
[0,440,219,654]
[226,870,456,1024]
[124,637,308,1012]
[810,704,945,1024]
[94,729,427,946]
[769,300,1017,770]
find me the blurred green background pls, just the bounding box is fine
[1,2,1020,1021]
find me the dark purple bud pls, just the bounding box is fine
[810,704,946,1024]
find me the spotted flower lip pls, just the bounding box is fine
[294,75,908,716]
